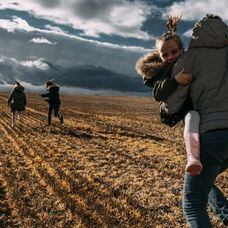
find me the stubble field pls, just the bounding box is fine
[0,92,227,227]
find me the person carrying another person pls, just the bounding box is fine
[40,80,64,126]
[156,14,228,227]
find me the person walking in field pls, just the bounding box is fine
[40,80,64,126]
[7,81,27,127]
[137,14,228,227]
[157,14,228,227]
[136,16,202,177]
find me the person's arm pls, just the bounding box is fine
[23,94,27,106]
[153,77,179,101]
[161,54,193,114]
[7,90,14,106]
[154,68,192,101]
[40,92,50,98]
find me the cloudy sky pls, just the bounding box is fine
[0,0,227,93]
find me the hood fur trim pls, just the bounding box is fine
[135,51,164,79]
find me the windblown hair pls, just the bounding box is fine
[166,15,182,33]
[135,15,183,80]
[155,15,183,50]
[45,79,54,88]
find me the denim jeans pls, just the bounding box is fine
[183,129,228,227]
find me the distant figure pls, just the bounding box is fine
[40,80,64,126]
[7,81,27,127]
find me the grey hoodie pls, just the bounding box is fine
[166,15,228,134]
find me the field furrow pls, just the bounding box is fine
[0,93,226,227]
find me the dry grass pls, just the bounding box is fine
[0,92,227,227]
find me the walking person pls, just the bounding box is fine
[161,14,228,227]
[7,81,27,127]
[40,80,64,126]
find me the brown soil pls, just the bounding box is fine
[0,93,227,227]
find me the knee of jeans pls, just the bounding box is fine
[183,191,208,211]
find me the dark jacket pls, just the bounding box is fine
[8,85,27,111]
[136,50,192,127]
[135,51,179,101]
[41,84,61,106]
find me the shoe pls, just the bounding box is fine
[59,116,63,124]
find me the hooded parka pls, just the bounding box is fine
[167,15,228,133]
[8,84,27,112]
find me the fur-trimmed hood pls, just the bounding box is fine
[135,51,176,88]
[135,51,165,79]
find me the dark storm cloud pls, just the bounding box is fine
[36,0,61,8]
[69,0,118,20]
[0,0,155,39]
[0,56,148,92]
[0,27,146,76]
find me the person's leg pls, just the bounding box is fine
[183,157,221,227]
[18,111,23,124]
[11,111,16,127]
[183,130,228,227]
[54,105,63,124]
[53,105,60,118]
[184,110,202,176]
[208,159,228,224]
[48,105,53,126]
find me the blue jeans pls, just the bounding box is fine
[183,129,228,227]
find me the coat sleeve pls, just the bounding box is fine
[153,77,179,101]
[23,94,27,106]
[161,53,190,114]
[41,92,50,98]
[7,90,14,106]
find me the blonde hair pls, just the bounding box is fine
[156,15,183,50]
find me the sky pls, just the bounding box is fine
[0,0,227,93]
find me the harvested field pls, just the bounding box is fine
[0,93,227,227]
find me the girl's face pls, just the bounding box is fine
[157,39,183,64]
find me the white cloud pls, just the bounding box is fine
[0,16,149,53]
[0,0,156,40]
[20,58,49,70]
[164,0,228,22]
[0,17,34,32]
[44,24,67,35]
[183,29,192,37]
[29,37,57,45]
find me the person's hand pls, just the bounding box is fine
[175,69,193,85]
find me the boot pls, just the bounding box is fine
[184,111,203,176]
[185,132,203,176]
[59,115,63,124]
